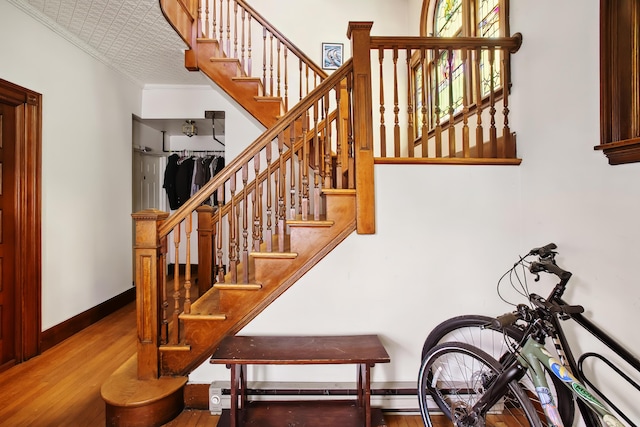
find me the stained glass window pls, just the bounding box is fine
[413,0,506,138]
[478,0,501,96]
[433,0,464,122]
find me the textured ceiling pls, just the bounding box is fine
[11,0,209,86]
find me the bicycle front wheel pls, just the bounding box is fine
[419,341,544,427]
[420,315,574,426]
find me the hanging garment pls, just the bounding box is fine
[163,154,180,210]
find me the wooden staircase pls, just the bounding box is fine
[158,189,357,376]
[187,38,283,128]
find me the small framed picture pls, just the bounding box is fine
[322,42,343,70]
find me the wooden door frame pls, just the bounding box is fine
[0,79,42,363]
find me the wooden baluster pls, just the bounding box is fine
[297,142,303,218]
[346,71,355,189]
[253,155,261,252]
[305,62,310,101]
[240,8,245,70]
[172,223,181,344]
[301,112,309,219]
[393,47,400,157]
[447,48,456,158]
[313,100,321,220]
[283,47,289,111]
[378,47,386,158]
[323,93,332,189]
[262,27,267,91]
[334,84,343,189]
[289,125,297,218]
[229,173,237,283]
[434,48,442,157]
[216,186,225,283]
[204,0,210,38]
[488,47,497,157]
[265,143,273,252]
[298,59,303,106]
[232,2,238,59]
[225,0,231,56]
[474,47,484,158]
[421,48,428,157]
[270,33,275,97]
[212,0,217,40]
[501,48,512,158]
[276,39,281,99]
[159,235,168,345]
[406,48,414,158]
[241,164,249,283]
[461,47,470,158]
[218,0,223,51]
[277,132,285,252]
[247,15,252,75]
[183,215,192,314]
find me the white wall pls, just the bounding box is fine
[4,0,638,416]
[192,0,640,419]
[0,2,141,329]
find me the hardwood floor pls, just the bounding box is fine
[0,301,431,426]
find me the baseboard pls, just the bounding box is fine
[40,287,136,352]
[185,381,421,412]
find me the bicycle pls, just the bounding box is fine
[417,243,640,427]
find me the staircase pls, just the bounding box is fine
[102,1,523,425]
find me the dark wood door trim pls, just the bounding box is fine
[0,79,42,364]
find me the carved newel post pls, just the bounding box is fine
[132,209,169,380]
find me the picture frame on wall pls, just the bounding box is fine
[322,43,343,70]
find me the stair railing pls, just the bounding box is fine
[365,31,523,161]
[202,0,328,110]
[160,0,327,113]
[132,60,354,379]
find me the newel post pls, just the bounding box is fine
[347,21,376,234]
[132,209,169,380]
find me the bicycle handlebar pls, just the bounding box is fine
[529,258,573,281]
[528,243,558,258]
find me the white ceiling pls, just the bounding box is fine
[10,0,208,86]
[10,0,227,136]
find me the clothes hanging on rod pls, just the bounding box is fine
[163,152,225,210]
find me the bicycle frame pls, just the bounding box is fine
[517,337,625,427]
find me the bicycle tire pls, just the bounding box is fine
[420,314,575,426]
[419,341,544,427]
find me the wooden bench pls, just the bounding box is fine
[210,334,391,427]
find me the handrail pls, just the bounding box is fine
[158,59,353,237]
[232,0,327,80]
[370,33,523,52]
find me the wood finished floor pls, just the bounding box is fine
[0,301,435,426]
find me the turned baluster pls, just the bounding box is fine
[434,47,443,157]
[378,47,386,158]
[241,164,249,282]
[216,187,225,283]
[406,47,414,158]
[461,47,470,158]
[488,47,497,157]
[289,121,297,219]
[392,47,400,157]
[474,47,484,158]
[228,173,237,283]
[183,215,192,314]
[313,101,321,220]
[277,132,286,252]
[172,222,181,343]
[420,48,429,157]
[265,143,273,252]
[447,48,456,158]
